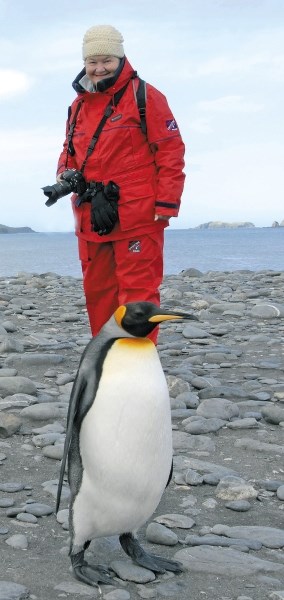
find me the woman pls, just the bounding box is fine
[56,25,185,342]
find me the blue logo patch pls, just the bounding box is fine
[166,119,178,131]
[128,240,141,253]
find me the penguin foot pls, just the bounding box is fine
[71,552,113,586]
[119,533,183,574]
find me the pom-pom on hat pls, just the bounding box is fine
[82,25,124,59]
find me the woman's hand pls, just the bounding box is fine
[154,214,171,221]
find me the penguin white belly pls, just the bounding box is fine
[73,338,172,543]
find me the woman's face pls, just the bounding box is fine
[85,55,120,84]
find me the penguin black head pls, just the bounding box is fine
[114,301,197,338]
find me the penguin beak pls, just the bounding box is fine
[148,310,198,323]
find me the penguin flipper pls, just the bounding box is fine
[56,373,87,512]
[56,336,113,512]
[119,533,183,574]
[166,459,173,487]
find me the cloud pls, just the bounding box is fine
[198,95,264,113]
[0,69,33,98]
[189,117,213,134]
[191,54,267,78]
[0,127,62,163]
[179,141,284,228]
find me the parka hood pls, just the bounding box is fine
[72,57,137,95]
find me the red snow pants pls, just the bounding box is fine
[78,230,164,344]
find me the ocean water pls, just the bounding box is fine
[0,228,283,278]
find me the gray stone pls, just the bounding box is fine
[172,431,215,453]
[175,391,199,408]
[42,480,70,501]
[20,402,68,421]
[208,302,246,314]
[0,377,37,397]
[0,368,18,377]
[1,321,17,333]
[154,513,195,529]
[174,546,284,576]
[211,524,284,548]
[173,456,238,478]
[0,413,22,437]
[110,560,155,583]
[104,591,131,600]
[262,406,284,424]
[16,512,37,524]
[0,338,24,353]
[203,473,220,485]
[258,480,284,492]
[0,581,30,600]
[225,500,251,511]
[5,534,28,549]
[4,352,65,367]
[215,476,258,501]
[146,522,178,546]
[166,375,190,397]
[0,482,25,493]
[276,486,284,500]
[56,373,74,385]
[226,418,258,429]
[185,469,204,485]
[54,581,98,596]
[0,498,14,507]
[250,303,284,318]
[234,438,284,454]
[32,432,63,447]
[197,398,239,420]
[184,416,225,434]
[198,386,247,400]
[154,581,188,597]
[190,376,222,390]
[184,534,261,550]
[32,422,65,434]
[25,503,53,516]
[89,535,120,554]
[42,444,64,460]
[0,393,38,410]
[182,325,211,339]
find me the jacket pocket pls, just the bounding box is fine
[118,181,155,231]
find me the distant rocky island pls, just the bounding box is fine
[196,221,255,229]
[0,224,35,234]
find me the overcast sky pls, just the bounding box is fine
[0,0,283,231]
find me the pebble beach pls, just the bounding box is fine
[0,268,284,600]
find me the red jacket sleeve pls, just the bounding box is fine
[145,84,186,217]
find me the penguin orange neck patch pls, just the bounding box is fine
[117,338,154,348]
[114,305,127,327]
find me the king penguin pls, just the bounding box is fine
[56,301,197,587]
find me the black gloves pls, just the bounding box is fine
[77,181,120,236]
[91,182,119,236]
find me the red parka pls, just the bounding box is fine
[57,58,186,242]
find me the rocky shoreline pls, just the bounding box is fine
[0,268,284,600]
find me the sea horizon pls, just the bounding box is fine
[0,227,283,278]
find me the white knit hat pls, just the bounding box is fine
[82,25,124,60]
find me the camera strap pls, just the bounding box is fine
[67,100,84,156]
[80,81,130,175]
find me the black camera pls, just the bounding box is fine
[42,169,87,207]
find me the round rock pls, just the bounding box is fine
[0,581,30,600]
[146,522,179,546]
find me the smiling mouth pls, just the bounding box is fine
[92,72,109,77]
